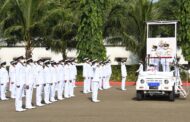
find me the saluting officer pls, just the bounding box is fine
[0,62,9,100]
[121,58,127,91]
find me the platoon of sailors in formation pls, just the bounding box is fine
[0,56,128,112]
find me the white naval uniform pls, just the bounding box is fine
[25,64,35,108]
[15,62,26,111]
[102,65,107,89]
[64,64,70,98]
[57,64,64,100]
[43,66,51,104]
[98,65,103,90]
[92,64,100,102]
[87,63,93,92]
[9,65,16,98]
[121,63,127,90]
[68,63,75,97]
[107,63,112,88]
[49,65,57,102]
[83,62,88,93]
[72,63,77,87]
[35,64,44,106]
[0,67,9,100]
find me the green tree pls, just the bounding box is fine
[0,0,49,58]
[42,0,78,59]
[104,0,156,61]
[178,0,190,61]
[156,0,190,62]
[76,0,107,61]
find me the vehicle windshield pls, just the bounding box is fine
[148,24,175,38]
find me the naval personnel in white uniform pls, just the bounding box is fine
[91,60,101,103]
[0,62,9,100]
[15,56,27,112]
[35,59,45,106]
[25,59,36,109]
[121,59,127,91]
[83,58,89,94]
[9,61,17,99]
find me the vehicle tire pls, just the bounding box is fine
[136,91,144,101]
[169,86,175,101]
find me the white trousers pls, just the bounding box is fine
[106,75,111,88]
[99,78,103,89]
[10,82,16,98]
[64,81,70,98]
[102,77,107,89]
[121,77,126,90]
[15,84,25,111]
[50,83,56,101]
[73,78,76,87]
[36,84,43,105]
[44,84,50,103]
[57,81,64,99]
[87,77,92,92]
[69,80,74,97]
[92,81,99,101]
[25,84,34,108]
[162,63,170,72]
[0,83,7,100]
[83,77,88,93]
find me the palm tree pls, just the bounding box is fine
[104,0,157,61]
[42,0,79,59]
[0,0,49,58]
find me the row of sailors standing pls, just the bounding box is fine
[83,58,112,102]
[0,56,77,112]
[83,58,112,95]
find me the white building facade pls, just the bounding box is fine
[0,46,187,65]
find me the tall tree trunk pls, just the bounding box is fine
[25,35,32,59]
[62,50,66,60]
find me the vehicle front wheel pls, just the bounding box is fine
[169,86,175,101]
[136,91,144,101]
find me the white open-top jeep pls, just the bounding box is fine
[136,21,187,101]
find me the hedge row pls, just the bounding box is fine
[76,65,139,82]
[76,65,190,82]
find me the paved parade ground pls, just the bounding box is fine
[1,86,190,122]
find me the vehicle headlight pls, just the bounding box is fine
[140,79,145,84]
[164,80,169,84]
